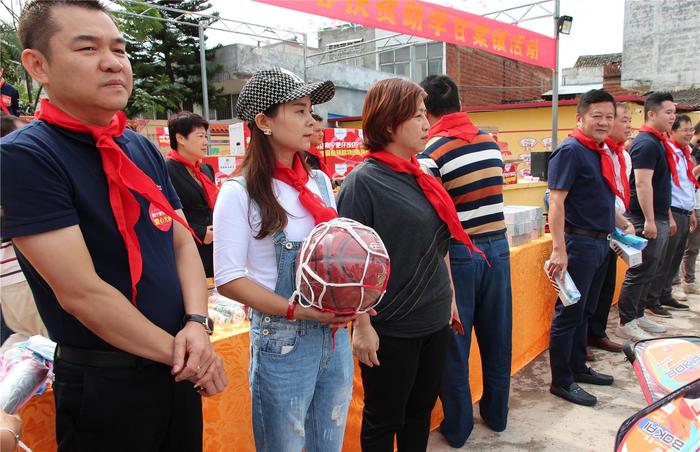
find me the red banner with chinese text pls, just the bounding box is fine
[321,128,366,180]
[254,0,555,69]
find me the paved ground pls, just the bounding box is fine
[427,291,700,451]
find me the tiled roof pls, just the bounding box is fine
[668,88,700,109]
[573,53,622,68]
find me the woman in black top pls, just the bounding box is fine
[337,78,458,452]
[166,112,216,277]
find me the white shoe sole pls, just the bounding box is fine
[616,328,651,341]
[637,324,666,334]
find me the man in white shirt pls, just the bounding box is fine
[646,114,697,316]
[587,102,633,356]
[680,120,700,295]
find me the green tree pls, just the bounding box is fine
[115,0,225,118]
[0,19,42,115]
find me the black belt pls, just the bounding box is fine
[564,226,611,241]
[671,207,693,217]
[55,344,161,369]
[451,232,507,246]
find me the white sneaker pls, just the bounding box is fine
[637,316,667,334]
[682,282,700,295]
[617,320,653,341]
[671,285,688,301]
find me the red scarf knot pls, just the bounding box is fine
[602,136,631,209]
[639,124,684,188]
[36,99,199,305]
[274,152,338,225]
[669,138,700,189]
[364,151,487,261]
[166,150,219,209]
[569,129,628,209]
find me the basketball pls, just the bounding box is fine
[296,218,390,315]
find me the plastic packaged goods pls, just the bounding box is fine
[0,355,50,414]
[208,291,246,326]
[612,227,648,250]
[544,260,581,306]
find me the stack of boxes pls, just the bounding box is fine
[504,205,545,247]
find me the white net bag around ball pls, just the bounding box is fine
[294,217,390,315]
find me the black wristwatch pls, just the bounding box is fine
[183,314,214,335]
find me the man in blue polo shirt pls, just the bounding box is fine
[645,114,697,315]
[0,1,226,450]
[617,92,677,341]
[546,89,630,407]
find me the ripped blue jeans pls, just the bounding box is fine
[249,230,354,452]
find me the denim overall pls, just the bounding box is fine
[232,171,353,452]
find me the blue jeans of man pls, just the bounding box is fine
[439,237,512,448]
[248,230,354,452]
[549,233,609,389]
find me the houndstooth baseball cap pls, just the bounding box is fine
[235,67,335,125]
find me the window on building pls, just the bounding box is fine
[378,42,443,82]
[379,45,411,77]
[326,38,364,67]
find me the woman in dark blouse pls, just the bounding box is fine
[166,111,217,277]
[337,78,467,452]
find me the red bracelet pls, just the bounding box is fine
[286,299,298,320]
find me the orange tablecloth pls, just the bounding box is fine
[21,236,621,451]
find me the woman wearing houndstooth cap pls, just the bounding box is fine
[213,67,355,452]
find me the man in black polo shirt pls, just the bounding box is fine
[644,114,697,315]
[0,66,20,116]
[546,89,626,407]
[617,92,677,342]
[0,1,226,450]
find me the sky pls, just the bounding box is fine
[0,0,625,70]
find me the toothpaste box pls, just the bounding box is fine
[610,239,643,268]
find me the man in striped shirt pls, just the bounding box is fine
[417,75,512,448]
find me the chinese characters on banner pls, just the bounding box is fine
[322,128,366,179]
[254,0,556,69]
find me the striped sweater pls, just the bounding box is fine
[418,131,506,238]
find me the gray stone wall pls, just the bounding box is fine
[622,0,699,91]
[211,43,392,117]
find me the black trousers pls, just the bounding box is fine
[618,216,670,325]
[53,356,202,452]
[588,248,618,340]
[360,326,450,452]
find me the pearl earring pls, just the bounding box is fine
[263,129,272,136]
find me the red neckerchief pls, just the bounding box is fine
[639,124,681,187]
[307,145,333,179]
[166,150,219,209]
[365,151,486,260]
[570,129,626,204]
[669,139,700,188]
[603,137,631,209]
[36,99,198,305]
[274,152,338,224]
[427,111,480,143]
